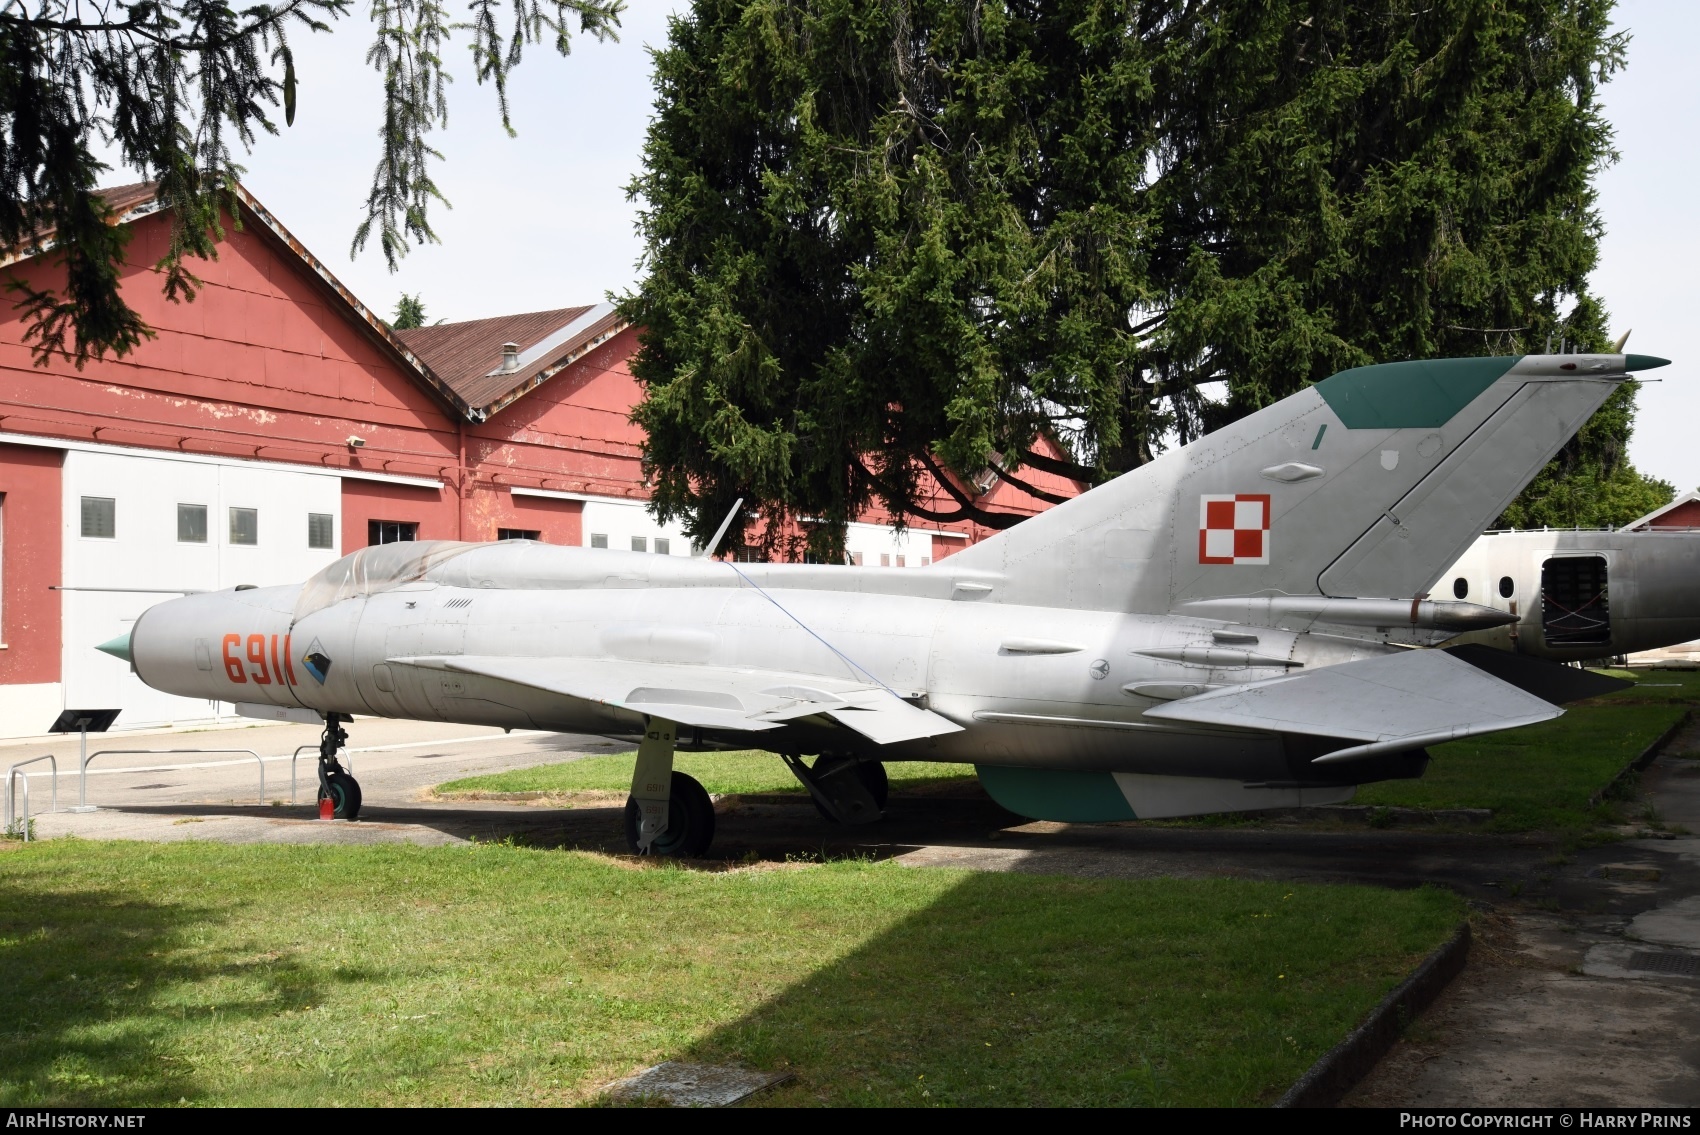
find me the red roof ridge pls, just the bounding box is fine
[3,179,628,423]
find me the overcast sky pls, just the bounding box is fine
[199,0,1698,489]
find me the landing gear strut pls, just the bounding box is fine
[624,717,714,857]
[318,713,362,820]
[782,753,887,824]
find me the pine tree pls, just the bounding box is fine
[624,0,1664,558]
[392,291,428,329]
[0,0,622,367]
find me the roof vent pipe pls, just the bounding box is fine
[501,342,519,371]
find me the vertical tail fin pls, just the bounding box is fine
[945,354,1667,612]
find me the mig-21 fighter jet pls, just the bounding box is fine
[105,351,1668,856]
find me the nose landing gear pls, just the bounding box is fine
[317,713,363,820]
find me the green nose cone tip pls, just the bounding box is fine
[96,631,133,663]
[1625,354,1671,371]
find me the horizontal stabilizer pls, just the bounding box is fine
[1442,644,1633,704]
[391,655,962,743]
[1142,649,1560,762]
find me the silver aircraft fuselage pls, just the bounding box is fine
[132,543,1399,792]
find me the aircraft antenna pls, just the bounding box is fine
[722,560,904,698]
[701,497,745,560]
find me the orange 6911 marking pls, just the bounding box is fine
[222,634,246,683]
[222,633,296,686]
[246,634,272,684]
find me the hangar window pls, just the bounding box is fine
[308,513,334,549]
[1541,556,1610,646]
[80,496,115,539]
[1498,575,1515,598]
[589,533,608,549]
[497,528,540,541]
[631,536,648,553]
[229,507,258,546]
[655,538,670,555]
[1452,577,1468,599]
[177,504,208,544]
[368,520,417,545]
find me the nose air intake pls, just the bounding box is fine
[96,631,133,663]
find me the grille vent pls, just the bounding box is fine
[1627,951,1700,976]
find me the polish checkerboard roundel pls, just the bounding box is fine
[1198,494,1270,565]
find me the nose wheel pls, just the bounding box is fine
[317,713,363,820]
[319,768,363,820]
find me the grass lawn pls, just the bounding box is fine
[0,841,1461,1107]
[435,751,977,798]
[1354,677,1689,831]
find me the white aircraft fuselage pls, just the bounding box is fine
[1441,528,1700,662]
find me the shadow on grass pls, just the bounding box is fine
[670,871,1459,1107]
[0,868,324,1106]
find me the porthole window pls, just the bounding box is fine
[1452,577,1468,600]
[1499,575,1515,599]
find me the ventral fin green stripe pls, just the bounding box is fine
[975,765,1137,822]
[1314,356,1522,429]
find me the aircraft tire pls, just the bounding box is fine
[318,769,362,821]
[809,757,888,822]
[624,771,715,857]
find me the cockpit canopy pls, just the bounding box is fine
[292,540,479,622]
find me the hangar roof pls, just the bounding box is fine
[1628,490,1700,531]
[394,302,625,417]
[6,181,627,424]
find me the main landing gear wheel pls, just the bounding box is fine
[810,756,888,822]
[624,771,715,857]
[319,768,362,820]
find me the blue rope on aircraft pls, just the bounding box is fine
[719,561,906,701]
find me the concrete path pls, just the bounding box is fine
[5,716,627,844]
[1344,742,1700,1107]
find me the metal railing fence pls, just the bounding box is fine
[78,749,264,810]
[5,755,59,841]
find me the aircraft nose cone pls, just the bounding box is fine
[1625,354,1672,371]
[96,630,133,663]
